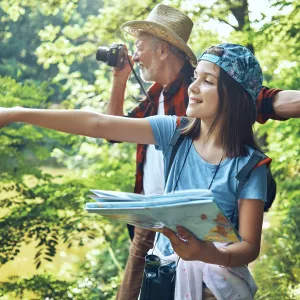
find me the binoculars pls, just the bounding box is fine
[140,254,176,300]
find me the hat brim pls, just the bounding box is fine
[121,20,197,66]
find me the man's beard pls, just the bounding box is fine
[139,56,159,83]
[140,68,155,82]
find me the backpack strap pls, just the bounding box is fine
[165,117,186,186]
[235,150,270,200]
[254,157,272,169]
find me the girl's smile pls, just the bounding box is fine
[189,97,203,104]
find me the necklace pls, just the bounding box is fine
[208,154,224,189]
[173,139,224,192]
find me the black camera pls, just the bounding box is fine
[96,43,126,69]
[140,254,176,300]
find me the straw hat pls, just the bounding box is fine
[121,4,197,65]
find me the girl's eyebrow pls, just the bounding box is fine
[194,70,218,79]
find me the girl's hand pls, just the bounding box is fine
[0,107,19,128]
[160,226,218,262]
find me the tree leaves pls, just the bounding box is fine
[0,0,299,298]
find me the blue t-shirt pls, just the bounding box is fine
[147,115,267,256]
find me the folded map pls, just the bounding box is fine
[85,189,240,243]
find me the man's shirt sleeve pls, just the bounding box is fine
[256,86,288,124]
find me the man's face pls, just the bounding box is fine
[132,34,160,83]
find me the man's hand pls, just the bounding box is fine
[112,44,134,80]
[106,45,133,116]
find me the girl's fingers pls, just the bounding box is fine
[161,227,182,247]
[176,226,196,242]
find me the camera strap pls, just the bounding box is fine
[126,54,155,104]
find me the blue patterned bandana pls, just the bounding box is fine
[199,43,263,102]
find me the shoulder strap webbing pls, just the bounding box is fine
[164,116,189,186]
[235,150,267,199]
[165,127,185,185]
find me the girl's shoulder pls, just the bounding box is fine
[146,115,180,153]
[232,146,268,172]
[243,146,257,160]
[223,146,264,169]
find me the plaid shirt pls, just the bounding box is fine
[128,63,284,193]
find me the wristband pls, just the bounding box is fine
[219,247,232,268]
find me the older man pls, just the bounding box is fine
[107,4,300,300]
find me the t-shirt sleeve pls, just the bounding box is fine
[239,164,267,202]
[146,115,177,153]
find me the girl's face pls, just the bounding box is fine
[187,60,220,121]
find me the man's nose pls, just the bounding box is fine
[132,51,139,62]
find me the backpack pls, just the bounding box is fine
[165,126,276,213]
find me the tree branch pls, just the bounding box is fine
[218,18,239,30]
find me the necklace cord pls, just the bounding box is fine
[154,138,224,267]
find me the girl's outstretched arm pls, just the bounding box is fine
[0,107,156,145]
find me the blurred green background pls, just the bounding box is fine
[0,0,299,299]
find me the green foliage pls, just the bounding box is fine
[0,67,134,299]
[69,222,129,299]
[0,76,83,182]
[0,181,129,299]
[253,178,300,299]
[251,2,300,296]
[0,0,79,22]
[0,0,299,298]
[253,117,300,299]
[0,76,50,107]
[0,274,72,299]
[1,178,94,264]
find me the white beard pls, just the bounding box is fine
[140,68,154,82]
[139,56,159,83]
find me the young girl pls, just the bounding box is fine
[0,43,267,299]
